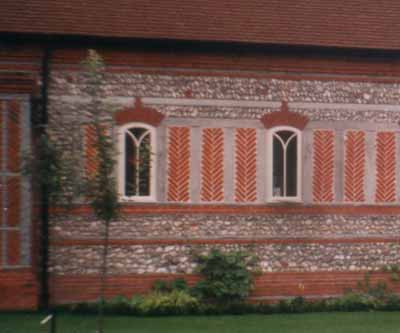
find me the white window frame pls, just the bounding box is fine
[117,122,157,202]
[267,126,302,202]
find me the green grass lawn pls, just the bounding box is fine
[1,312,400,333]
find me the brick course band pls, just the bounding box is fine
[49,272,400,304]
[51,204,400,215]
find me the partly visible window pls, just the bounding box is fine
[118,123,156,201]
[268,126,301,201]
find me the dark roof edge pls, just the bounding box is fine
[2,31,400,58]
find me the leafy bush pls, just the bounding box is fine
[138,290,199,315]
[104,295,132,314]
[152,278,189,293]
[192,248,258,304]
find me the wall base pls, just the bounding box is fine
[50,271,400,304]
[0,269,38,310]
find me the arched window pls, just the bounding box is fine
[268,126,301,201]
[118,123,156,201]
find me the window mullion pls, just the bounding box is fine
[135,144,140,196]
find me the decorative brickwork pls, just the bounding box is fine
[344,130,366,202]
[167,127,191,202]
[84,124,98,178]
[313,130,335,203]
[375,132,397,203]
[260,101,309,129]
[200,128,224,202]
[7,101,20,172]
[235,128,257,202]
[114,98,164,126]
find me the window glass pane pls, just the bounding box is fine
[286,135,297,197]
[125,134,137,196]
[273,135,284,196]
[277,130,293,144]
[138,133,151,196]
[129,127,147,140]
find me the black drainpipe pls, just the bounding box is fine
[39,45,51,311]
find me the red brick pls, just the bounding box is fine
[313,130,335,203]
[260,101,309,130]
[114,98,164,127]
[7,230,21,266]
[235,128,257,202]
[167,127,191,202]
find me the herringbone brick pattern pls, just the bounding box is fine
[7,101,20,172]
[312,130,335,202]
[375,132,397,203]
[344,130,366,202]
[84,124,98,178]
[235,128,257,202]
[167,127,191,202]
[201,128,224,202]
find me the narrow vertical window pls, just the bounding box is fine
[268,127,301,201]
[119,123,156,200]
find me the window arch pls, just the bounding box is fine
[267,126,301,201]
[118,123,156,201]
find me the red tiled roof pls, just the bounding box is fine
[2,0,400,50]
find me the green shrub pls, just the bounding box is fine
[138,290,199,315]
[152,278,189,293]
[192,248,258,304]
[171,278,189,292]
[153,280,171,293]
[103,295,131,314]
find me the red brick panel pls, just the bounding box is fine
[7,230,20,266]
[201,128,224,202]
[167,127,191,202]
[235,128,257,202]
[50,274,200,304]
[7,101,20,172]
[7,177,20,227]
[312,130,335,203]
[0,270,38,310]
[375,132,397,203]
[84,124,98,178]
[49,272,400,304]
[344,131,366,202]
